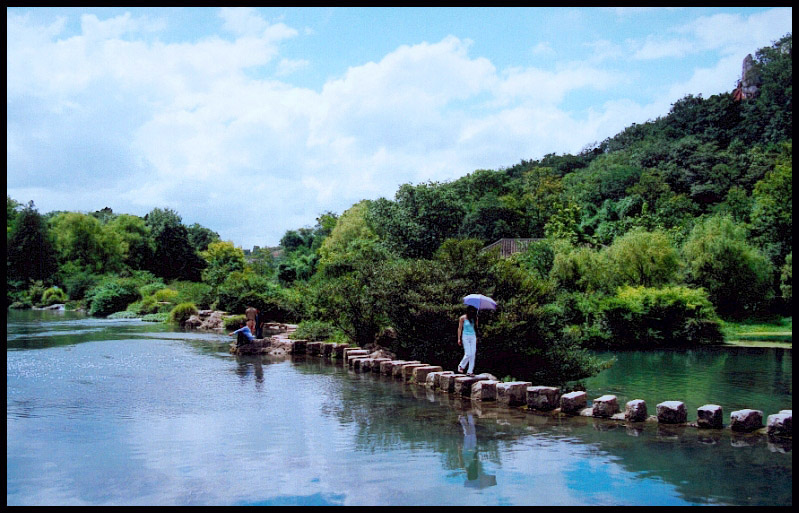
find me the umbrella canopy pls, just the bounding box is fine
[462,294,497,311]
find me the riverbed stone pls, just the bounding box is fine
[320,343,335,357]
[592,395,619,418]
[766,411,792,438]
[440,373,468,393]
[332,344,348,358]
[290,340,306,354]
[454,376,489,397]
[730,409,763,432]
[425,371,453,388]
[349,356,370,369]
[560,391,587,414]
[697,404,724,429]
[306,341,322,355]
[624,400,648,422]
[657,401,687,424]
[496,382,531,407]
[412,365,443,384]
[526,386,560,411]
[471,380,499,401]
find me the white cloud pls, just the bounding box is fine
[7,7,791,248]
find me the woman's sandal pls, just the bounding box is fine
[457,367,465,373]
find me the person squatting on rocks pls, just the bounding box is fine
[458,305,479,376]
[229,321,255,346]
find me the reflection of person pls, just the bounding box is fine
[229,321,255,346]
[458,413,497,489]
[457,305,478,376]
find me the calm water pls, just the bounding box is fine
[7,310,792,506]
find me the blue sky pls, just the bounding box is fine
[6,7,792,248]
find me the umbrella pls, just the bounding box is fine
[462,294,497,311]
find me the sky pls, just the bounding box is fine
[6,7,793,249]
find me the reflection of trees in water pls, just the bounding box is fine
[290,358,791,506]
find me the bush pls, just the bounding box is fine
[171,281,214,310]
[142,312,169,323]
[153,288,179,303]
[597,285,723,348]
[86,279,141,317]
[215,271,294,321]
[224,314,246,331]
[289,320,341,341]
[108,311,139,319]
[41,286,68,306]
[138,281,167,298]
[169,302,199,325]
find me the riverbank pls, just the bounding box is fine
[720,317,792,349]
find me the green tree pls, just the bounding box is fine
[106,214,155,270]
[682,215,774,318]
[603,228,680,288]
[7,201,58,285]
[201,241,246,289]
[187,223,220,253]
[49,212,122,273]
[145,208,205,282]
[749,145,792,266]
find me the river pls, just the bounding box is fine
[6,310,792,506]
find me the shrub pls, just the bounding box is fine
[153,288,178,303]
[139,281,167,298]
[224,314,246,331]
[41,287,68,306]
[597,285,723,348]
[142,312,169,322]
[169,302,199,325]
[86,278,141,317]
[289,320,340,341]
[171,281,214,310]
[108,311,139,319]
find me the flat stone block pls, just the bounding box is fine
[353,358,374,372]
[412,365,443,384]
[496,381,531,407]
[290,340,306,354]
[425,370,453,388]
[527,386,560,411]
[767,411,792,438]
[332,344,348,358]
[471,380,499,401]
[348,356,369,368]
[592,395,619,418]
[306,341,322,355]
[625,400,648,422]
[380,360,406,375]
[345,349,369,363]
[321,343,335,356]
[730,409,763,432]
[401,363,429,381]
[560,391,587,414]
[657,401,687,424]
[370,358,392,372]
[454,376,488,397]
[439,373,468,393]
[697,404,723,429]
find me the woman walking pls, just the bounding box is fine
[458,305,479,376]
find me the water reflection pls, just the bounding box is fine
[458,413,497,489]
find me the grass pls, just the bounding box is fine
[720,316,792,347]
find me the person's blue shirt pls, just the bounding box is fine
[463,319,476,336]
[232,326,255,341]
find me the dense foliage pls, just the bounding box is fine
[7,35,791,385]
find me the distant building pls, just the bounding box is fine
[482,238,544,258]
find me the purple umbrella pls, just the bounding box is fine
[462,294,497,311]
